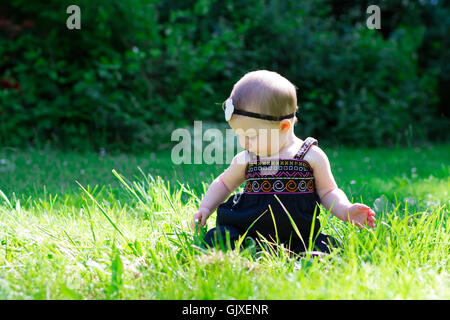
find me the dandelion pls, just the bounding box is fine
[425,200,440,208]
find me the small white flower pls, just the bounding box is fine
[80,169,85,175]
[350,180,356,184]
[411,167,416,173]
[0,159,6,164]
[364,157,370,162]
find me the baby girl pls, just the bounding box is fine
[192,70,376,254]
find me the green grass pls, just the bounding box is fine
[0,143,448,299]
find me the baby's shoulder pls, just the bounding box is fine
[302,144,329,171]
[231,150,250,166]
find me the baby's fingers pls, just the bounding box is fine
[366,215,376,228]
[191,213,201,230]
[354,212,376,229]
[201,214,208,227]
[358,204,375,215]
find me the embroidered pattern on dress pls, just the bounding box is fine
[244,160,315,194]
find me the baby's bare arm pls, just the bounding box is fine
[320,188,353,221]
[197,150,248,217]
[306,146,352,221]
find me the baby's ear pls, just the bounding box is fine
[280,119,291,132]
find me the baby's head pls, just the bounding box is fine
[224,70,298,157]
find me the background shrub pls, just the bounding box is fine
[0,0,448,152]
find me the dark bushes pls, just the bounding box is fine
[0,0,448,152]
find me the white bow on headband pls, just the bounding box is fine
[224,98,234,121]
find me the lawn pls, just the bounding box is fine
[0,143,448,299]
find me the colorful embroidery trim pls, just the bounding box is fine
[244,159,315,194]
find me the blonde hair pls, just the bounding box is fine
[228,70,298,123]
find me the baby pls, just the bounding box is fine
[192,70,376,254]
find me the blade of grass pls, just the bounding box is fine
[112,169,146,207]
[235,209,268,252]
[274,194,307,253]
[322,201,344,245]
[82,196,97,243]
[268,205,279,245]
[254,231,278,256]
[160,179,181,218]
[63,229,83,255]
[0,189,13,209]
[308,204,319,252]
[75,180,128,242]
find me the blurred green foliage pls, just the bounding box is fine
[0,0,448,152]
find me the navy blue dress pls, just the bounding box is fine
[203,137,338,254]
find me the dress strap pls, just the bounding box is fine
[294,137,318,160]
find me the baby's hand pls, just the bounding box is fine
[192,207,211,231]
[346,203,376,229]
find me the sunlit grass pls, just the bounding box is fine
[0,143,448,299]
